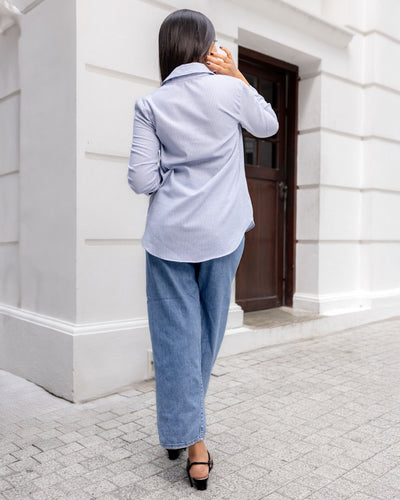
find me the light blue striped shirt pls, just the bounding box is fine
[128,62,279,262]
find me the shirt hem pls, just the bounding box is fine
[142,220,254,263]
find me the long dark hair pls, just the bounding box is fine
[158,9,215,82]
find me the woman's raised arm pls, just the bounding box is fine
[206,46,279,138]
[236,80,279,138]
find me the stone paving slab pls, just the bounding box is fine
[1,316,400,499]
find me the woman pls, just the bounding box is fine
[127,8,278,490]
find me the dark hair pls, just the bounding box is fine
[158,9,215,82]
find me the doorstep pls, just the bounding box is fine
[218,304,400,359]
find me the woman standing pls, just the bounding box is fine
[127,8,278,490]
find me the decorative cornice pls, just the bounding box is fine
[230,0,354,48]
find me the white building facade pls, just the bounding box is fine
[1,0,399,403]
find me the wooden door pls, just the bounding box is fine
[235,47,298,312]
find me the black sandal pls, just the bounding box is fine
[186,450,213,490]
[166,447,186,460]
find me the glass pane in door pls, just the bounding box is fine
[242,72,258,89]
[244,136,257,165]
[260,79,277,108]
[260,140,277,168]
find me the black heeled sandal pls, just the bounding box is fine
[186,450,213,490]
[166,447,186,460]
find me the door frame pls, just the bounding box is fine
[238,46,299,308]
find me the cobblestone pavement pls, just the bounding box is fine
[1,317,400,499]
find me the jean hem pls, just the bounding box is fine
[160,434,206,449]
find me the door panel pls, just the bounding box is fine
[237,177,281,310]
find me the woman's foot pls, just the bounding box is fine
[188,440,212,480]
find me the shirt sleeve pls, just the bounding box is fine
[237,81,279,138]
[127,97,161,196]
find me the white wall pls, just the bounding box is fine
[295,0,400,314]
[0,0,77,400]
[361,0,400,306]
[19,0,77,320]
[1,0,399,402]
[0,22,19,308]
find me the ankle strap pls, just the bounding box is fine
[188,451,212,471]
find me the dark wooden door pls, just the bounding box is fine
[235,47,298,312]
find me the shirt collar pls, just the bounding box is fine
[161,62,215,86]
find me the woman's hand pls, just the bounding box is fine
[206,47,250,86]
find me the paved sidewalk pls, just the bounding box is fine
[1,317,400,499]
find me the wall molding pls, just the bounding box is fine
[17,0,45,14]
[137,0,353,48]
[85,62,400,101]
[230,0,354,48]
[298,184,400,195]
[300,70,400,97]
[299,127,400,145]
[0,303,148,335]
[345,25,400,45]
[0,170,19,178]
[84,239,142,246]
[0,241,18,246]
[85,151,128,163]
[85,63,160,89]
[297,240,400,244]
[293,291,400,317]
[0,302,243,336]
[0,89,20,103]
[299,127,362,140]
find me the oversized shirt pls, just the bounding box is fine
[127,62,279,262]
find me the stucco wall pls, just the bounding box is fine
[0,0,76,399]
[0,0,399,401]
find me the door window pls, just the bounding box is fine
[241,71,279,169]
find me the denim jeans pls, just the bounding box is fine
[145,235,245,449]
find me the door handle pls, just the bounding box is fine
[278,181,288,201]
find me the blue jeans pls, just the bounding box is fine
[145,235,245,449]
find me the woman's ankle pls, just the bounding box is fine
[189,440,207,458]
